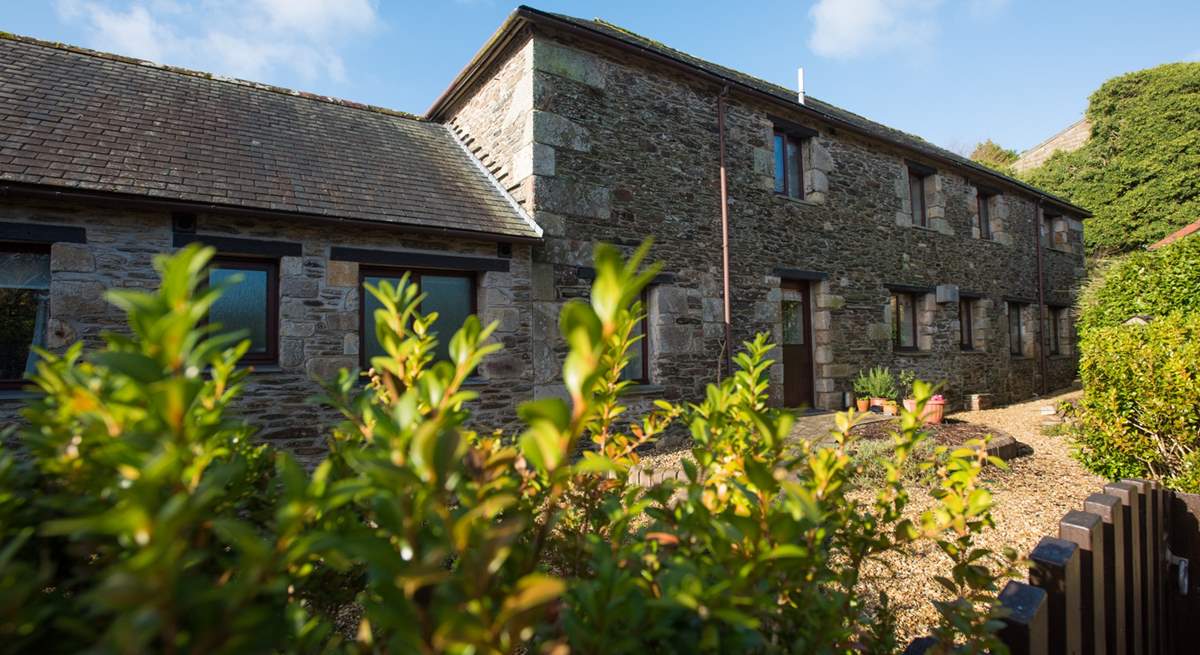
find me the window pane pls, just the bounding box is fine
[786,137,802,198]
[1009,304,1022,355]
[773,133,786,194]
[893,293,915,349]
[362,274,402,365]
[1,251,50,381]
[619,312,644,382]
[978,196,991,238]
[782,300,804,345]
[909,174,925,226]
[900,295,915,348]
[420,275,473,363]
[0,251,50,289]
[210,267,269,354]
[960,300,973,349]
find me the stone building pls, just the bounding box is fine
[1012,118,1091,173]
[0,7,1088,452]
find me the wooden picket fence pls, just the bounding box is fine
[905,479,1200,655]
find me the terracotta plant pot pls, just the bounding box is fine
[870,397,886,409]
[923,399,946,424]
[902,398,918,414]
[882,400,898,416]
[856,397,870,412]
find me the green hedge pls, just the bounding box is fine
[1022,62,1200,255]
[1077,235,1200,334]
[1074,313,1200,490]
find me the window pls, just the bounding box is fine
[908,169,928,227]
[0,244,50,388]
[361,269,475,368]
[619,288,650,383]
[977,193,992,239]
[209,258,278,363]
[1008,302,1024,356]
[891,292,918,351]
[1043,213,1060,249]
[773,130,805,199]
[959,299,975,351]
[1048,306,1063,355]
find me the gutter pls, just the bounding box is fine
[717,87,734,380]
[1034,199,1048,395]
[429,6,1090,219]
[0,182,543,245]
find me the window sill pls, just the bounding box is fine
[959,348,989,355]
[1010,355,1035,361]
[894,349,932,357]
[773,193,823,208]
[0,389,36,402]
[622,383,666,397]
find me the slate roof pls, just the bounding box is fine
[433,6,1088,217]
[0,34,540,240]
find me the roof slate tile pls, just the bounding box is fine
[0,35,539,240]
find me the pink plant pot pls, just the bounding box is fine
[923,400,946,424]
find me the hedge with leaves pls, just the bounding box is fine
[1022,62,1200,256]
[0,244,1018,654]
[1069,235,1200,491]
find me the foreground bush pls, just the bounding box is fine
[0,244,1016,653]
[1072,313,1200,491]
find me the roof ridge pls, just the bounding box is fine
[513,7,1088,216]
[0,30,425,122]
[1017,116,1089,158]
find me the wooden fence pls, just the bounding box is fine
[906,479,1200,655]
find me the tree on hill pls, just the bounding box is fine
[1021,62,1200,256]
[969,139,1018,175]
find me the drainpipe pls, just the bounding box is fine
[1035,198,1048,395]
[717,86,734,380]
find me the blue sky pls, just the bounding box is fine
[3,1,1198,154]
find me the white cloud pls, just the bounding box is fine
[808,0,943,59]
[808,0,1010,59]
[54,0,379,84]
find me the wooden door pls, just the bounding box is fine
[782,281,814,408]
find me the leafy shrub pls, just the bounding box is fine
[0,244,1017,653]
[1021,62,1200,255]
[858,366,898,400]
[1072,313,1200,491]
[1076,234,1200,334]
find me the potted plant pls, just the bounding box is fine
[899,369,918,414]
[852,370,872,411]
[924,394,946,424]
[862,367,896,413]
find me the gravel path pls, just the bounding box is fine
[633,388,1102,643]
[856,387,1103,642]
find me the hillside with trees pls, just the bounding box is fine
[972,62,1200,256]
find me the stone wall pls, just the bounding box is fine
[444,28,1086,415]
[1013,118,1091,173]
[0,198,533,463]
